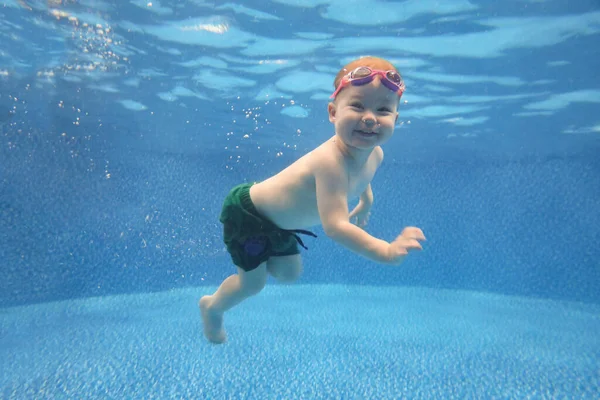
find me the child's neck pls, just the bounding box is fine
[331,136,374,166]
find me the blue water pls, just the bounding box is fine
[2,286,599,398]
[1,0,599,398]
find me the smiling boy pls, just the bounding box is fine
[200,56,426,344]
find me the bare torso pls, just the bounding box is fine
[250,137,382,230]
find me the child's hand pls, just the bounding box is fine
[387,227,426,265]
[349,201,371,228]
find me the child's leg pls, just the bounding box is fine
[199,263,268,343]
[266,254,303,283]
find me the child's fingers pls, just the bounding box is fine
[392,236,423,254]
[405,239,423,251]
[402,227,426,241]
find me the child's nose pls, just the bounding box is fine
[362,114,378,126]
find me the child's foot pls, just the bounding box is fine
[199,296,226,344]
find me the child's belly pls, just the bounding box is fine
[250,183,321,230]
[255,193,321,230]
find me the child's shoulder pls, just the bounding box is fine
[373,146,384,163]
[303,141,384,179]
[305,139,345,166]
[308,140,384,164]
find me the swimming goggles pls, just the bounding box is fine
[330,66,405,99]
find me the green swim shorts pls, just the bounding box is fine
[219,183,316,272]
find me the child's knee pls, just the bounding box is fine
[267,255,303,283]
[238,265,267,295]
[243,278,266,295]
[272,263,303,283]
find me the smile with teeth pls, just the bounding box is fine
[356,130,377,136]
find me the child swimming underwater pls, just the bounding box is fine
[200,56,426,344]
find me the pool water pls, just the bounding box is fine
[1,0,599,399]
[2,285,599,398]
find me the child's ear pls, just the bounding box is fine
[328,102,337,123]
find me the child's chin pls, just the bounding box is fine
[353,134,380,144]
[351,140,379,150]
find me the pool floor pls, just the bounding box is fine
[2,284,598,399]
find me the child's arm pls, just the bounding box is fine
[349,147,380,227]
[349,184,373,227]
[360,184,374,203]
[315,155,423,265]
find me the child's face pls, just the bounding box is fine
[328,77,399,151]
